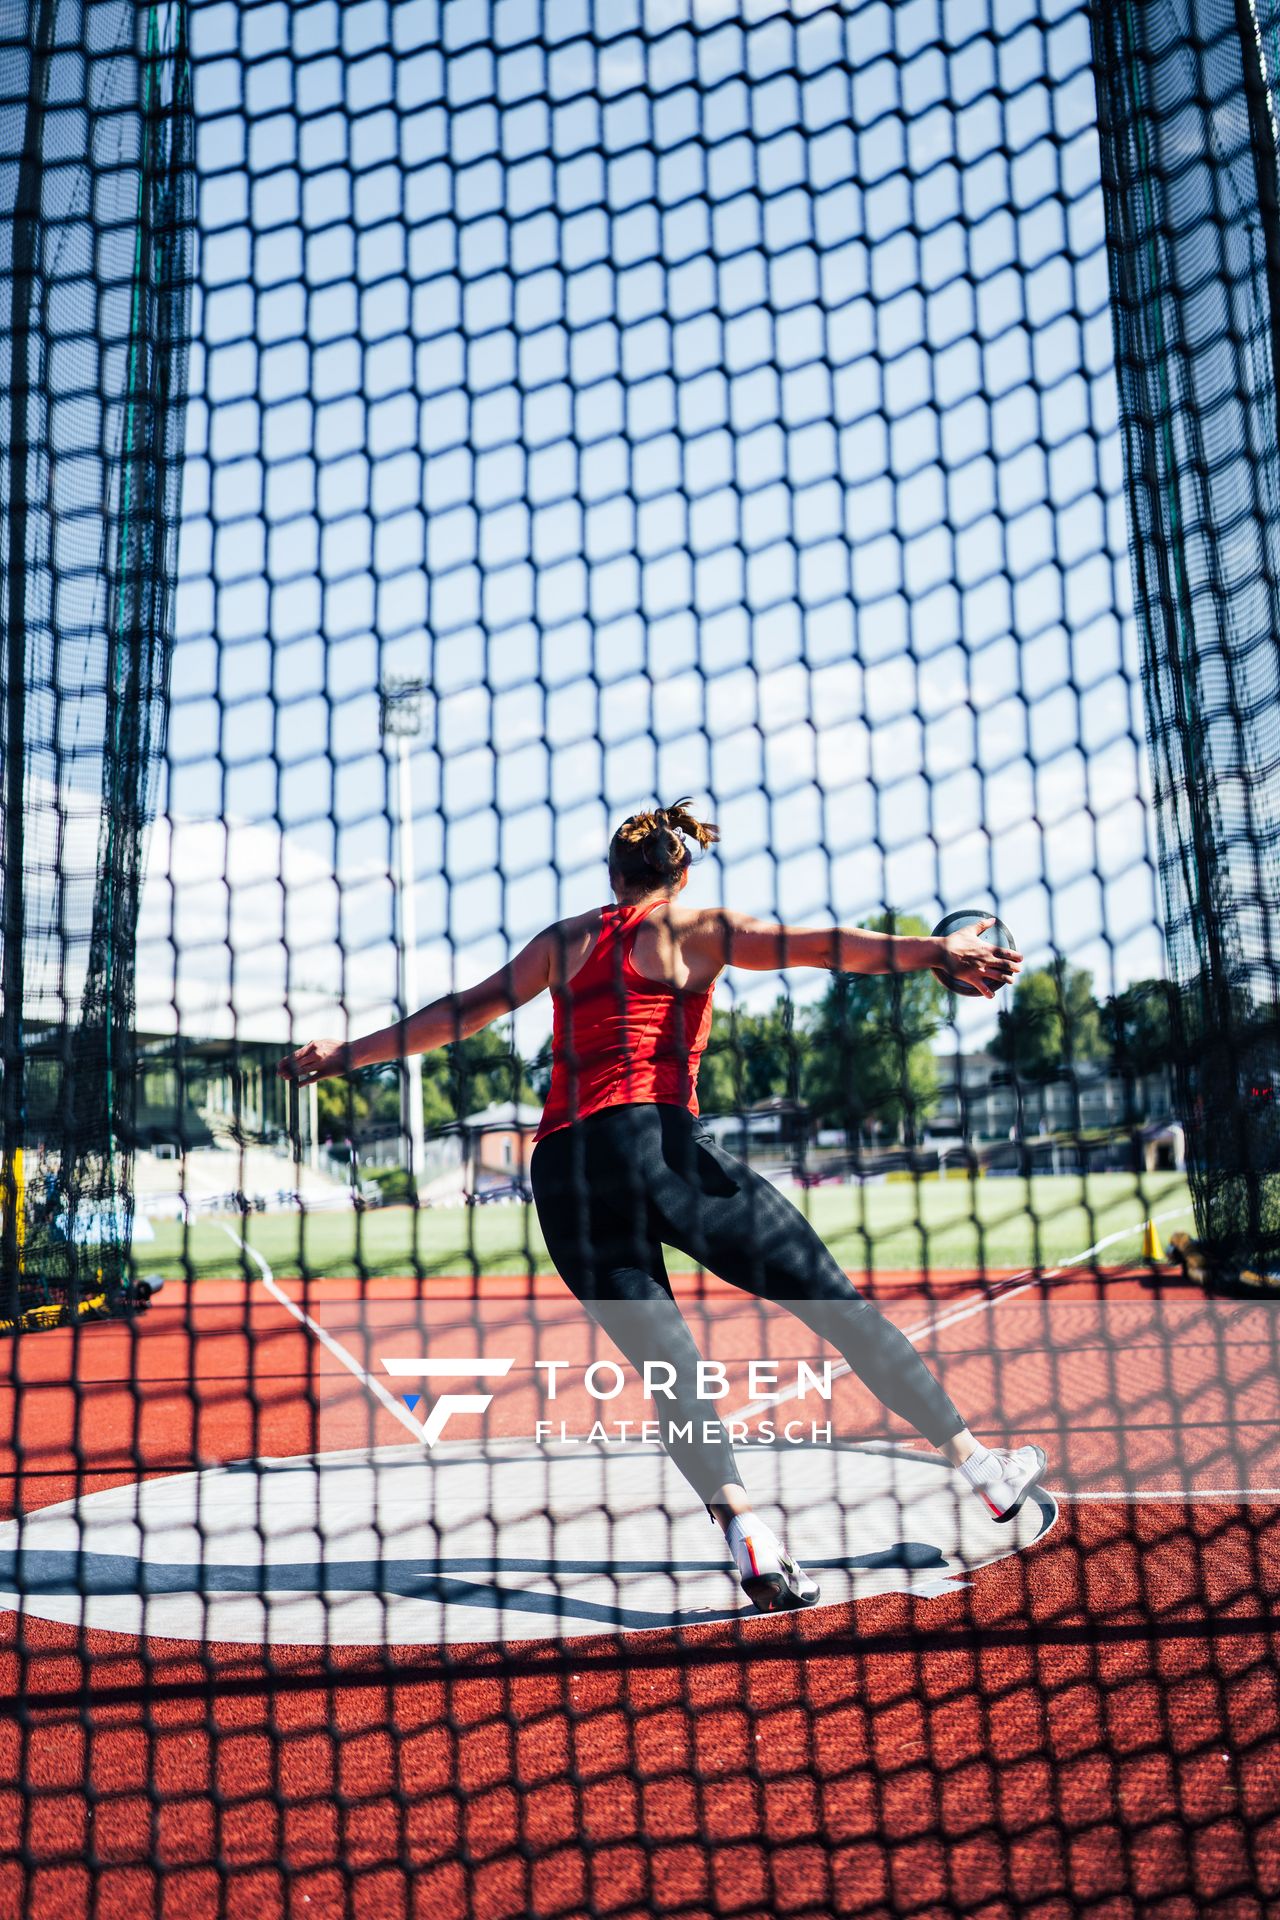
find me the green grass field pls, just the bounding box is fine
[130,1170,1194,1284]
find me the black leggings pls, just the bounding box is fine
[530,1103,966,1503]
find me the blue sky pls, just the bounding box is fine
[135,0,1165,1052]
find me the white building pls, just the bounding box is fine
[930,1050,1177,1146]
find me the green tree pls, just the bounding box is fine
[801,913,945,1146]
[992,960,1107,1083]
[526,1036,553,1103]
[315,1067,399,1143]
[421,1021,538,1125]
[418,1054,457,1130]
[317,1023,538,1140]
[695,1007,740,1116]
[1105,977,1175,1080]
[697,1000,801,1115]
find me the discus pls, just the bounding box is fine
[931,908,1018,997]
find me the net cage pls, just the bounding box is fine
[0,0,194,1322]
[1,2,1279,1918]
[1095,0,1280,1280]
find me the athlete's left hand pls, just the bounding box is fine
[276,1038,349,1084]
[939,920,1022,997]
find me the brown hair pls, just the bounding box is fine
[608,797,719,891]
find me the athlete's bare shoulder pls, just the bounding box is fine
[647,902,733,986]
[661,902,733,945]
[542,906,607,989]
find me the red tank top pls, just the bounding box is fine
[535,902,716,1142]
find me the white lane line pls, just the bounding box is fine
[212,1222,426,1445]
[724,1203,1195,1424]
[214,1200,1196,1446]
[1048,1488,1280,1501]
[383,1358,515,1378]
[723,1276,1038,1422]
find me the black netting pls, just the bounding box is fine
[1093,0,1280,1278]
[1,5,1278,1920]
[0,0,193,1320]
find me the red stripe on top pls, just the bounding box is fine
[535,902,716,1142]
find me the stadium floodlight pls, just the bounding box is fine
[377,677,433,1197]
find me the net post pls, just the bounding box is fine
[0,0,56,1323]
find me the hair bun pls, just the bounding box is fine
[608,798,720,889]
[657,798,719,852]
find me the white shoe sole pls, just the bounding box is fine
[741,1566,822,1613]
[981,1445,1049,1524]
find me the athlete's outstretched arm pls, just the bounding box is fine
[275,928,556,1085]
[691,912,1021,999]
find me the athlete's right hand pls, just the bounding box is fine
[276,1038,350,1084]
[938,920,1022,997]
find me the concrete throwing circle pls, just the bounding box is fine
[0,1442,1057,1646]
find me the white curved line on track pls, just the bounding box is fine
[212,1221,426,1443]
[218,1206,1203,1487]
[724,1203,1195,1423]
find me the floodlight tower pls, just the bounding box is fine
[378,678,430,1199]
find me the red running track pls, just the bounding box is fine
[1,1271,1278,1920]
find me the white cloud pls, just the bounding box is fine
[135,810,456,1045]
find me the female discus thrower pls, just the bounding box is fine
[279,801,1047,1614]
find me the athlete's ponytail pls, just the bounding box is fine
[609,797,719,890]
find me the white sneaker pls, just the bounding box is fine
[741,1539,822,1613]
[967,1444,1048,1523]
[727,1514,822,1612]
